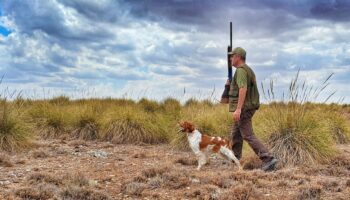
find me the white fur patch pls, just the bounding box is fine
[187,130,202,154]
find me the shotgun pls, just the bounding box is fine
[220,22,232,104]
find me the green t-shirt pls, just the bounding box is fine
[236,68,248,89]
[228,64,260,112]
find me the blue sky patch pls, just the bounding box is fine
[0,26,11,36]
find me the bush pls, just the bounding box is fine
[71,105,100,140]
[138,98,160,113]
[29,102,71,138]
[0,100,32,151]
[256,71,339,166]
[256,105,336,166]
[326,111,350,144]
[101,107,171,144]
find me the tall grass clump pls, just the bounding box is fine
[101,106,171,144]
[0,99,32,151]
[325,110,350,144]
[256,71,338,166]
[29,102,71,138]
[71,104,101,140]
[138,98,160,113]
[160,98,181,120]
[48,95,70,105]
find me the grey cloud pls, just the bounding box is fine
[2,0,114,43]
[59,0,129,24]
[310,0,350,22]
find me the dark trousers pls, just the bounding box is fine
[231,109,274,162]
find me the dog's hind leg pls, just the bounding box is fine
[220,146,242,170]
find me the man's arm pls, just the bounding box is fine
[233,87,247,121]
[237,87,247,110]
[233,68,248,121]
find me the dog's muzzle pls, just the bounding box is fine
[178,128,185,133]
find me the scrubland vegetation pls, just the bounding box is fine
[1,72,350,199]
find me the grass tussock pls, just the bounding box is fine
[0,100,32,151]
[29,102,71,138]
[326,111,350,144]
[257,71,340,166]
[71,105,101,140]
[101,106,171,144]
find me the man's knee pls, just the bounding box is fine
[241,132,255,142]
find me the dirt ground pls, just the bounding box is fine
[0,139,349,200]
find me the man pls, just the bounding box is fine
[227,47,277,171]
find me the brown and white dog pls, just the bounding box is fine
[179,121,242,170]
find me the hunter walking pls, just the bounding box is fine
[227,47,278,171]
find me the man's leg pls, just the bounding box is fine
[231,122,243,160]
[238,110,274,163]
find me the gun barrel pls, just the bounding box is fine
[230,22,232,47]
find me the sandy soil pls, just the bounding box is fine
[0,139,349,200]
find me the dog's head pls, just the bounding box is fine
[178,121,195,133]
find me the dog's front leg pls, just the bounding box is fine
[196,152,206,170]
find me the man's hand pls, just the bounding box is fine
[233,109,241,121]
[225,79,230,86]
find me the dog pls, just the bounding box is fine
[179,121,242,170]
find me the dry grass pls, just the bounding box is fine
[0,153,13,167]
[28,172,63,186]
[0,73,348,168]
[15,186,56,200]
[10,171,109,200]
[256,71,341,166]
[296,184,322,200]
[0,100,32,151]
[121,182,147,196]
[31,149,50,159]
[174,157,197,166]
[220,183,262,200]
[60,186,111,200]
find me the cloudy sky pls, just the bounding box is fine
[0,0,349,103]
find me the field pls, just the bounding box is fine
[0,95,350,199]
[0,139,349,199]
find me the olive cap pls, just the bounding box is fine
[228,47,246,58]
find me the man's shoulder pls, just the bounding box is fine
[236,67,248,75]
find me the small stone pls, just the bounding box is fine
[0,180,10,185]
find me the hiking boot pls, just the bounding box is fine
[262,158,278,171]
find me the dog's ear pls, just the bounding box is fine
[188,123,195,132]
[184,121,194,132]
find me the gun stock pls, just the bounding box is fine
[220,22,232,104]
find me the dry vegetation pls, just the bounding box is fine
[0,73,350,199]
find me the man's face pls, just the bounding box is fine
[230,54,239,67]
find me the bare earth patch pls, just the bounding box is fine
[0,140,349,199]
